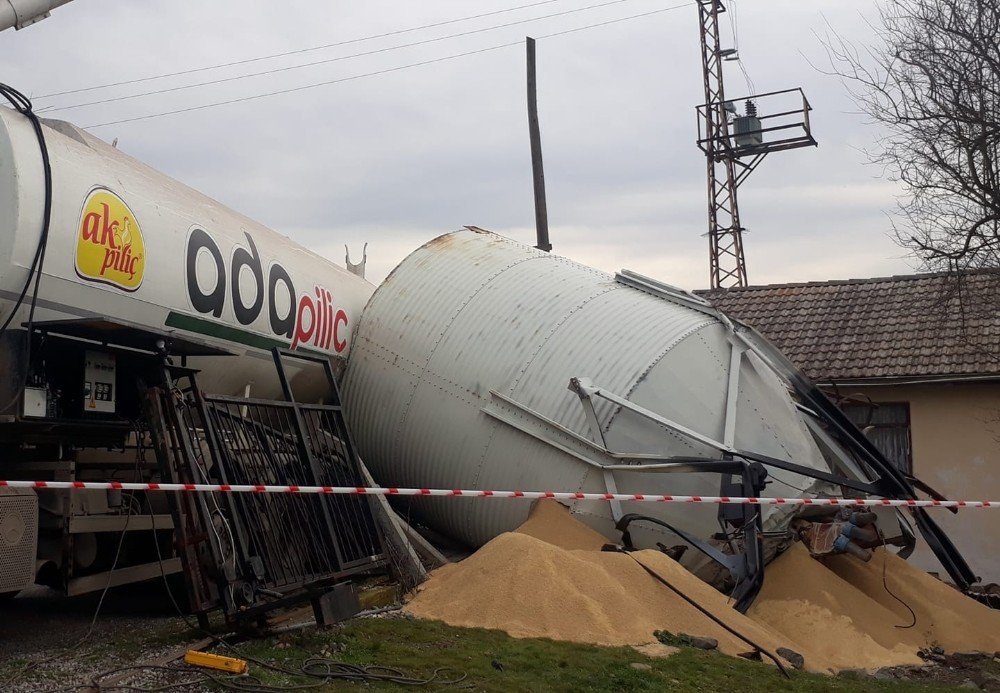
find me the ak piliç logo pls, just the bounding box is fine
[75,188,145,291]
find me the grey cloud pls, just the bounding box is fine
[0,0,909,290]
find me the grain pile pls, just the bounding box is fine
[748,542,1000,671]
[824,549,1000,653]
[747,543,925,671]
[513,497,608,551]
[405,500,1000,675]
[405,501,832,672]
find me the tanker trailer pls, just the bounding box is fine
[0,104,375,597]
[342,228,975,608]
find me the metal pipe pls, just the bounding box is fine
[526,37,550,252]
[0,0,75,32]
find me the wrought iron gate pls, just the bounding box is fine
[146,348,385,620]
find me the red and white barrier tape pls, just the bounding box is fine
[0,479,993,509]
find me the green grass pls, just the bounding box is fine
[220,616,966,692]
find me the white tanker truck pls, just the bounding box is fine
[0,103,375,598]
[0,101,979,610]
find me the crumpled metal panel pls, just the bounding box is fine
[343,228,838,547]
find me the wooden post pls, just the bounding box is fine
[526,37,551,252]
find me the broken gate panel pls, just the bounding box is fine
[146,349,386,620]
[144,383,221,615]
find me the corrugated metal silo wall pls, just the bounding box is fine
[343,229,829,547]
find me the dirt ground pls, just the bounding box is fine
[871,653,1000,691]
[2,584,1000,692]
[0,583,199,692]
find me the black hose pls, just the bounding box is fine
[624,552,791,678]
[879,536,917,629]
[0,83,54,412]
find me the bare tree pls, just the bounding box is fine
[827,0,1000,272]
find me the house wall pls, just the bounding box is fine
[845,381,1000,584]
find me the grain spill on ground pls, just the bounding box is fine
[825,549,1000,653]
[406,500,831,672]
[748,543,925,671]
[749,541,1000,671]
[513,496,609,551]
[406,500,1000,675]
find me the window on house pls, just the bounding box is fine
[841,402,913,475]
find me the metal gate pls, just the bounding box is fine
[145,349,385,620]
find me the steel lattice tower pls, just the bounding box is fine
[698,0,746,288]
[695,0,817,289]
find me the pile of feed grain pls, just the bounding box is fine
[748,542,1000,671]
[405,501,834,672]
[513,497,608,551]
[824,549,1000,653]
[747,543,925,671]
[405,500,1000,675]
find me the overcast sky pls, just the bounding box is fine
[0,0,911,288]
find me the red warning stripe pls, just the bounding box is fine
[0,480,991,509]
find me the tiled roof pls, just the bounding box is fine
[697,271,1000,382]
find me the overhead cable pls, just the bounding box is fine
[42,0,646,114]
[34,0,567,99]
[84,4,691,129]
[728,0,756,95]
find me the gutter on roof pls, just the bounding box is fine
[694,267,1000,294]
[817,373,1000,387]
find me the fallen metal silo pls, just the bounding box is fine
[342,227,869,578]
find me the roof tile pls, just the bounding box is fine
[697,271,1000,381]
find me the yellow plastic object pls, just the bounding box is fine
[183,650,249,675]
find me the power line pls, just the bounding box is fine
[34,0,567,100]
[41,0,645,114]
[738,62,755,95]
[82,43,521,129]
[84,4,692,130]
[728,0,755,95]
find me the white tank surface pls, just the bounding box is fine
[343,228,860,551]
[0,107,374,399]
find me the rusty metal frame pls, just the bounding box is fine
[696,0,817,289]
[144,371,222,614]
[698,0,748,289]
[147,350,386,621]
